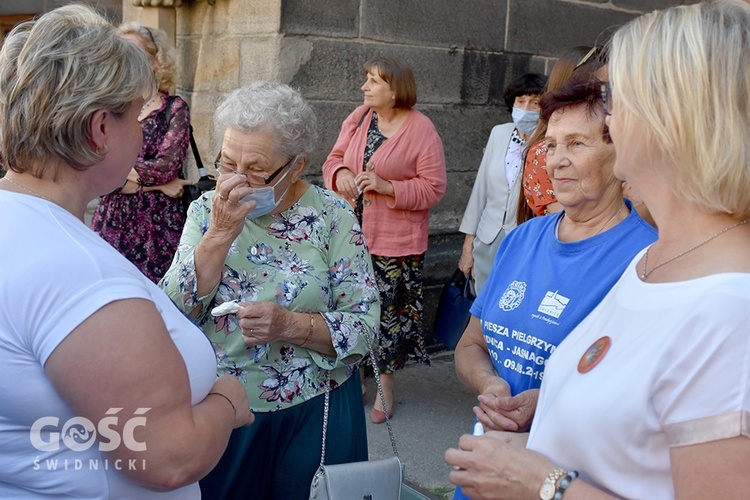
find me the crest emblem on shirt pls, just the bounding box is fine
[498,281,526,311]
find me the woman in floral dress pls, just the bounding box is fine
[161,82,379,500]
[91,23,191,283]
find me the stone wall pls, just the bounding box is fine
[0,0,121,18]
[3,0,690,345]
[128,0,692,347]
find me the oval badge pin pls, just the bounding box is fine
[577,336,611,374]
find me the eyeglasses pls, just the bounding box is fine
[214,155,296,186]
[600,82,612,117]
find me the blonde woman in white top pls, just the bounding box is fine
[446,1,750,498]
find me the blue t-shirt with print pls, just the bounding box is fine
[470,200,657,396]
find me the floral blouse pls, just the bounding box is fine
[160,184,380,412]
[523,139,558,216]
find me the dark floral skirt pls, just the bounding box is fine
[91,190,185,284]
[369,253,430,373]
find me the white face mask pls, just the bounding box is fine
[239,158,295,219]
[512,107,541,136]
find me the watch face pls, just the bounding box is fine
[540,483,556,500]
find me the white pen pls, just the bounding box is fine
[472,421,484,436]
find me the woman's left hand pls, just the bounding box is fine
[445,431,552,500]
[355,171,394,196]
[158,178,194,198]
[237,301,295,347]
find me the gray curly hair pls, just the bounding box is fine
[214,81,318,160]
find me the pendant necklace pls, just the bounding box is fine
[641,217,750,279]
[3,176,54,203]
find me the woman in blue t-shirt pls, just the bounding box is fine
[453,71,656,434]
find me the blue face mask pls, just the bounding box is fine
[239,159,295,219]
[512,107,540,136]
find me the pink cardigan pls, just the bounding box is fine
[323,106,446,257]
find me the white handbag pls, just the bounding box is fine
[309,455,402,500]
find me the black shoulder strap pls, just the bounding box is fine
[165,95,205,177]
[355,108,369,129]
[163,94,174,123]
[189,126,204,171]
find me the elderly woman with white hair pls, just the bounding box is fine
[161,81,379,499]
[446,1,750,498]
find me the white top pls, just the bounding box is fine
[0,191,217,499]
[527,248,750,499]
[504,128,525,190]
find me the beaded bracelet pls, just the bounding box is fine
[553,470,579,500]
[208,392,236,417]
[300,313,315,347]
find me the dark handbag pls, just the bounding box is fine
[433,269,476,350]
[181,127,216,214]
[309,337,403,500]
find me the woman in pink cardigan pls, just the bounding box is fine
[323,56,446,423]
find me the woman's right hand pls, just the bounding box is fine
[192,172,256,302]
[334,168,359,200]
[446,432,555,500]
[458,247,474,278]
[208,172,256,242]
[209,375,254,429]
[459,234,475,277]
[120,179,140,194]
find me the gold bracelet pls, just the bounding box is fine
[300,313,315,347]
[207,392,236,416]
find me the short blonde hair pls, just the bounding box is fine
[609,0,750,217]
[0,4,155,175]
[118,22,177,94]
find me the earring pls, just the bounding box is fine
[98,145,109,155]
